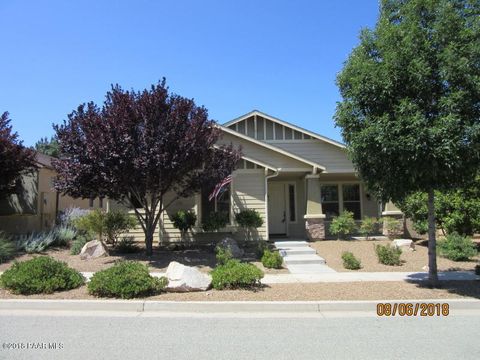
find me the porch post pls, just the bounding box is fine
[304,174,326,241]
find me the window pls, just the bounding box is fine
[99,198,104,208]
[320,184,362,220]
[343,184,361,220]
[201,184,231,224]
[89,198,94,208]
[288,184,296,222]
[320,185,339,219]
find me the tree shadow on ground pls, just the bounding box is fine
[103,247,218,270]
[405,278,480,299]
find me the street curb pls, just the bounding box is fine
[1,299,479,313]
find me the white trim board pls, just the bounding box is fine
[222,110,346,149]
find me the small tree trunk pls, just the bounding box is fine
[144,218,155,256]
[427,189,438,286]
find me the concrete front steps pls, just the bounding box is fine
[274,241,336,274]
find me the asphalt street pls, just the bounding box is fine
[0,310,478,360]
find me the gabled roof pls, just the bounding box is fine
[217,124,326,171]
[223,110,346,149]
[35,152,55,169]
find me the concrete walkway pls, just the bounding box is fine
[263,271,480,284]
[274,240,337,274]
[75,270,480,284]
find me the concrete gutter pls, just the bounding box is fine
[1,299,479,313]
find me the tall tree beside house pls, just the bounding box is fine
[335,0,480,284]
[34,136,60,158]
[53,79,241,256]
[0,112,36,198]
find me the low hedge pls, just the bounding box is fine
[0,257,84,294]
[211,260,263,290]
[87,261,167,299]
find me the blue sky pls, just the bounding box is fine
[0,0,379,147]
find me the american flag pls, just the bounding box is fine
[208,175,232,201]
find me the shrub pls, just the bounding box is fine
[54,226,77,246]
[0,232,16,264]
[330,211,357,239]
[72,209,136,244]
[171,210,197,237]
[16,230,57,253]
[235,210,263,241]
[211,260,264,290]
[437,233,478,261]
[375,244,402,266]
[261,250,283,269]
[87,261,166,299]
[215,246,233,265]
[0,257,84,294]
[383,217,402,239]
[341,251,361,270]
[72,209,106,240]
[70,234,91,255]
[104,211,137,245]
[116,236,140,254]
[235,209,264,229]
[359,217,378,240]
[202,212,229,232]
[58,207,91,227]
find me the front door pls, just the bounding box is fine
[268,182,286,235]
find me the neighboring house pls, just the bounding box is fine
[0,152,105,234]
[123,110,398,244]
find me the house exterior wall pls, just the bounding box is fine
[217,132,313,170]
[0,167,106,234]
[264,140,354,173]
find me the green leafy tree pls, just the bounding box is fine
[399,177,480,236]
[34,136,60,157]
[335,0,480,284]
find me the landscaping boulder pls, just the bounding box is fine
[165,261,212,292]
[79,240,109,260]
[391,239,415,251]
[218,237,244,258]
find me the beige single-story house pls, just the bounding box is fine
[122,110,403,244]
[0,152,106,233]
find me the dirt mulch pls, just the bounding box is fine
[310,239,480,272]
[0,247,287,275]
[1,281,479,301]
